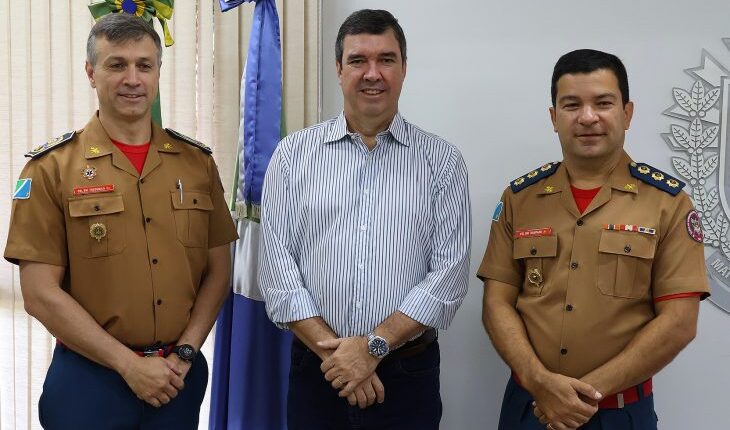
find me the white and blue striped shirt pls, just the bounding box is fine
[260,112,471,337]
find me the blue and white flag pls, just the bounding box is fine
[210,1,292,429]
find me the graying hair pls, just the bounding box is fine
[86,13,162,66]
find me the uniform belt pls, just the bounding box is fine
[512,373,652,409]
[293,328,437,362]
[56,340,175,358]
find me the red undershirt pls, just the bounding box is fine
[570,185,702,303]
[111,139,150,175]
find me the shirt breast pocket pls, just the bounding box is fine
[513,236,558,296]
[597,230,656,299]
[68,195,126,258]
[171,191,214,248]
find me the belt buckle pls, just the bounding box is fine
[616,393,625,408]
[142,346,162,357]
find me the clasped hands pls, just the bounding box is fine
[529,372,603,430]
[317,336,385,409]
[121,353,191,408]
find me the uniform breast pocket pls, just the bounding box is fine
[513,236,558,296]
[68,195,126,258]
[171,191,214,248]
[597,230,656,299]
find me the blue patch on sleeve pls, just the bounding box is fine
[492,201,503,222]
[13,178,32,199]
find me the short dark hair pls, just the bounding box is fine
[335,9,407,64]
[551,49,629,106]
[87,13,162,66]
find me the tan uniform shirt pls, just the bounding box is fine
[5,114,238,347]
[477,151,709,378]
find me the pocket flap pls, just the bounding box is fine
[513,235,558,259]
[170,191,214,211]
[68,195,124,217]
[598,230,656,259]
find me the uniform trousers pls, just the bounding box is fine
[287,339,442,430]
[39,345,208,430]
[498,375,658,430]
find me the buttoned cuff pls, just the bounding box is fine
[264,287,320,330]
[398,287,463,330]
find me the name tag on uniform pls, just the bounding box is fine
[73,184,115,196]
[514,227,553,239]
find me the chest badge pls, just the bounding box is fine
[81,165,97,180]
[527,268,543,287]
[89,223,107,242]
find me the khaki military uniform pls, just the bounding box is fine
[477,151,709,378]
[5,113,238,347]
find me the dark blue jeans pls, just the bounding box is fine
[498,376,659,430]
[39,345,208,430]
[287,340,442,430]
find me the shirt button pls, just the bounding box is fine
[94,205,100,212]
[624,245,632,253]
[570,262,578,270]
[576,219,584,226]
[145,217,151,223]
[566,304,574,311]
[156,299,162,305]
[152,258,158,264]
[140,178,145,184]
[560,348,568,355]
[358,263,364,269]
[193,198,198,205]
[355,301,362,308]
[360,224,367,231]
[530,248,537,256]
[363,188,369,195]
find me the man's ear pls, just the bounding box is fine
[85,61,96,88]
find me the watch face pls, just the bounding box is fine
[368,337,389,358]
[177,344,196,361]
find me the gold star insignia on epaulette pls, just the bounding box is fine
[651,172,664,181]
[514,177,525,186]
[163,143,173,150]
[544,185,555,193]
[527,170,539,178]
[667,179,680,188]
[540,164,552,172]
[637,165,650,174]
[90,146,101,154]
[624,183,636,191]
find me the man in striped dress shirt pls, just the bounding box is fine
[260,9,471,430]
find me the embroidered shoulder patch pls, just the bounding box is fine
[25,132,76,159]
[510,162,560,193]
[13,178,32,199]
[629,162,685,196]
[165,128,212,154]
[686,210,704,242]
[492,201,504,222]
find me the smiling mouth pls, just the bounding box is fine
[361,89,384,96]
[120,94,145,100]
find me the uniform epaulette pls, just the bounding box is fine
[165,128,212,154]
[25,131,76,159]
[510,162,560,193]
[629,162,685,196]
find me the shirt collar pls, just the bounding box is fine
[536,150,639,195]
[323,111,410,147]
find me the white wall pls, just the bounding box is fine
[321,1,730,429]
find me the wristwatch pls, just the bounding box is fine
[172,344,197,363]
[366,332,390,359]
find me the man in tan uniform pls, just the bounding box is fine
[479,49,709,430]
[4,13,237,429]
